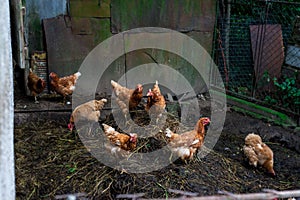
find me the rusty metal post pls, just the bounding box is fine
[0,0,16,199]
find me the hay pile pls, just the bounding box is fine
[15,108,300,199]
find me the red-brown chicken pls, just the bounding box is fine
[145,81,166,123]
[68,99,107,132]
[111,80,143,120]
[49,71,81,103]
[243,133,275,176]
[165,117,210,161]
[27,68,46,103]
[102,123,137,156]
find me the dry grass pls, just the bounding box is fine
[15,110,300,199]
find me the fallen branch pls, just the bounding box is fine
[55,192,87,199]
[168,188,199,197]
[123,189,300,200]
[218,190,278,200]
[116,193,145,200]
[263,189,300,198]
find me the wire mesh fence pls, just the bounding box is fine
[213,0,300,121]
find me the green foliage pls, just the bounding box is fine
[66,162,77,174]
[264,72,300,109]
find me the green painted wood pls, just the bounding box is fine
[70,0,110,18]
[43,16,112,79]
[186,31,214,55]
[111,0,216,33]
[124,48,207,94]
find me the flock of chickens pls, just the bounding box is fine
[27,68,81,104]
[27,68,275,176]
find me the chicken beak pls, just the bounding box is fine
[204,118,211,126]
[269,170,276,177]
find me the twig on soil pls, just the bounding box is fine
[218,190,278,199]
[168,188,199,197]
[55,192,87,199]
[116,193,145,200]
[102,180,113,194]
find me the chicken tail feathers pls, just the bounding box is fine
[165,128,173,138]
[95,98,107,110]
[111,80,119,89]
[102,123,115,135]
[74,72,81,79]
[70,85,76,91]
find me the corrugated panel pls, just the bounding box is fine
[111,0,216,33]
[250,24,284,83]
[70,0,110,18]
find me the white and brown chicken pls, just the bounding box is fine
[165,117,210,161]
[102,123,137,157]
[243,133,275,176]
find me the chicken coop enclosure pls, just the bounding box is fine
[8,0,300,199]
[10,0,300,126]
[213,0,300,123]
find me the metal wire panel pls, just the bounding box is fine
[213,0,300,117]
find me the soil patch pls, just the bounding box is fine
[14,98,300,199]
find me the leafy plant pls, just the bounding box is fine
[273,75,300,107]
[263,72,300,109]
[264,95,278,104]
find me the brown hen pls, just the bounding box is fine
[165,117,210,161]
[49,71,81,103]
[243,133,275,176]
[102,123,137,156]
[68,99,107,132]
[145,81,166,123]
[111,80,143,120]
[27,68,46,103]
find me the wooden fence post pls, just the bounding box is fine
[0,0,16,199]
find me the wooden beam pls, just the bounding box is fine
[0,0,15,199]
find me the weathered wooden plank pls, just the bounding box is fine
[124,42,207,94]
[43,15,93,77]
[43,16,112,77]
[0,0,15,199]
[111,0,216,33]
[70,0,110,18]
[186,31,214,54]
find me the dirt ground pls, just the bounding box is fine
[14,95,300,199]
